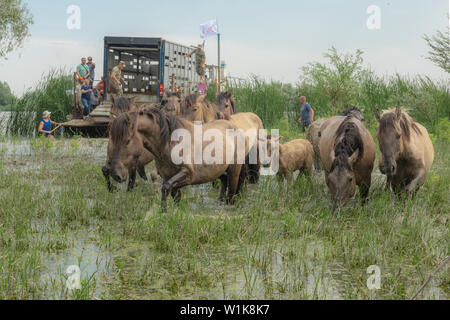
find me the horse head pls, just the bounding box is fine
[375,106,405,176]
[108,112,144,183]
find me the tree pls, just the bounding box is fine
[0,0,34,58]
[0,81,15,106]
[299,47,368,114]
[423,27,450,73]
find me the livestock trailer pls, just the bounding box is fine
[63,36,202,135]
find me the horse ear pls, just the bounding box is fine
[128,96,138,105]
[279,135,284,141]
[227,90,233,98]
[198,95,206,103]
[395,106,402,122]
[374,109,381,122]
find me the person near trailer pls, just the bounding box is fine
[184,44,206,82]
[74,76,85,117]
[87,56,96,82]
[109,61,126,97]
[80,79,94,116]
[76,57,91,81]
[38,111,62,138]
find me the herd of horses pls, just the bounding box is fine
[102,91,434,212]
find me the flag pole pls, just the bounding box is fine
[217,33,221,94]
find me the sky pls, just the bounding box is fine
[0,0,449,96]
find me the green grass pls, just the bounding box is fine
[6,69,73,137]
[0,137,448,300]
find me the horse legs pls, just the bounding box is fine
[218,174,228,202]
[161,169,189,212]
[171,188,182,203]
[226,164,243,205]
[406,168,426,194]
[137,166,148,181]
[102,166,114,192]
[127,169,137,192]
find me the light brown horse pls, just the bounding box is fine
[181,94,226,123]
[216,91,265,183]
[319,115,375,208]
[263,135,314,180]
[307,107,365,171]
[109,109,245,212]
[374,107,434,194]
[102,96,157,192]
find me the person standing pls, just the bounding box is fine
[80,79,93,116]
[74,77,84,117]
[297,96,314,133]
[185,44,206,81]
[109,61,126,96]
[38,111,62,137]
[87,56,96,82]
[76,57,91,81]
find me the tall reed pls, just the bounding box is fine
[7,69,73,137]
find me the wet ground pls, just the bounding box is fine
[0,136,447,300]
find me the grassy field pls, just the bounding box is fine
[0,134,448,300]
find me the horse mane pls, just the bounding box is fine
[166,91,182,98]
[112,97,131,114]
[331,117,364,171]
[216,92,237,113]
[379,108,421,142]
[341,106,362,117]
[110,112,137,145]
[142,107,182,146]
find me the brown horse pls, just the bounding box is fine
[109,109,245,212]
[216,91,264,183]
[374,107,434,194]
[102,96,157,192]
[263,135,314,180]
[161,91,183,116]
[307,107,365,171]
[319,115,375,208]
[110,96,138,118]
[181,94,226,123]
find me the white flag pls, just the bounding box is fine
[200,20,219,39]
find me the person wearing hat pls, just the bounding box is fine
[38,111,62,137]
[185,44,206,80]
[109,61,126,96]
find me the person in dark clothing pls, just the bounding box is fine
[297,96,314,133]
[80,79,93,116]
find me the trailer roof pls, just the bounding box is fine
[104,36,162,48]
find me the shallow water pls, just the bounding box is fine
[1,137,447,300]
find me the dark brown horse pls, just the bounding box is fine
[319,115,375,209]
[109,109,245,212]
[102,96,156,191]
[374,107,434,194]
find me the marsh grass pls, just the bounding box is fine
[0,137,448,300]
[6,69,73,137]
